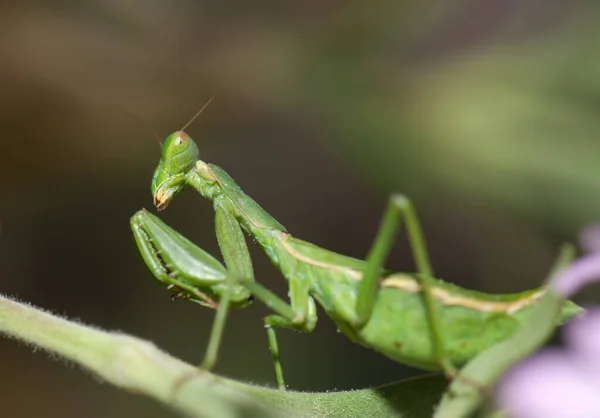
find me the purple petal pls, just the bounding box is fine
[553,254,600,297]
[565,308,600,374]
[579,224,600,254]
[552,224,600,296]
[497,225,600,418]
[497,350,600,418]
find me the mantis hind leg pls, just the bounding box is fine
[355,194,457,376]
[356,194,578,387]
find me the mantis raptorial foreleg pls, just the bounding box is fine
[131,212,242,385]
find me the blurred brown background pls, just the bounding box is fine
[1,1,599,417]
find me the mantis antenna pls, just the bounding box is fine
[181,96,215,132]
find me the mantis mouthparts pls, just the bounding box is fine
[153,188,171,211]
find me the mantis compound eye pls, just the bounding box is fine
[170,131,188,148]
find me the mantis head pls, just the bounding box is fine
[151,131,199,210]
[151,96,215,210]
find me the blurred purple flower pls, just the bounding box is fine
[497,226,600,418]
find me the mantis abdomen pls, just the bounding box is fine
[267,232,582,370]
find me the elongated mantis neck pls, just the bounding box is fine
[184,160,286,236]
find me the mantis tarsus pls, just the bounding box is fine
[130,122,582,391]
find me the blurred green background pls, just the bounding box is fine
[1,1,599,417]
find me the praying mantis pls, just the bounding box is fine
[130,107,582,391]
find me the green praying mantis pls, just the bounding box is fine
[130,105,583,391]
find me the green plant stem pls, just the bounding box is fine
[0,293,446,417]
[0,294,278,418]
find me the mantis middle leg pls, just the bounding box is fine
[212,200,318,391]
[237,194,444,389]
[202,202,256,369]
[240,271,318,390]
[169,203,257,395]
